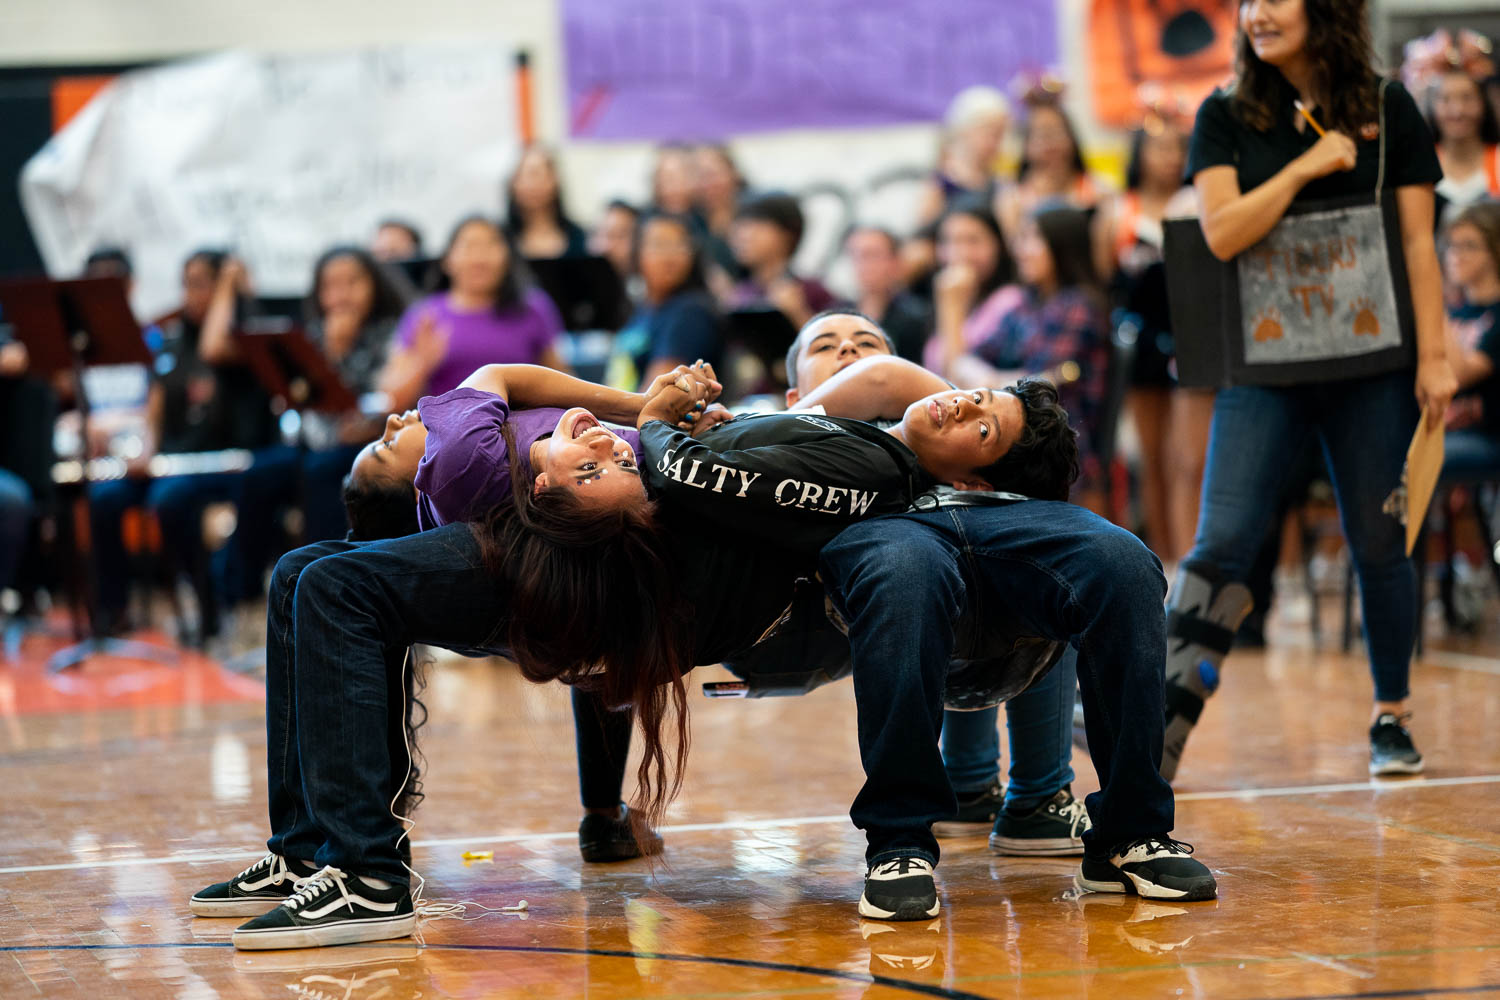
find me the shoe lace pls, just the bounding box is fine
[874,857,929,877]
[234,852,285,883]
[284,866,353,914]
[1128,836,1194,857]
[1056,797,1090,838]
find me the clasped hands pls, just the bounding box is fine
[637,361,733,437]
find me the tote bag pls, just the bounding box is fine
[1164,80,1416,388]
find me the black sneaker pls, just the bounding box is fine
[1369,713,1424,776]
[190,853,318,917]
[931,780,1002,838]
[232,866,416,951]
[989,787,1091,856]
[1076,837,1216,901]
[859,856,940,921]
[579,804,664,862]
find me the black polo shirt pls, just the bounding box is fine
[1187,79,1442,201]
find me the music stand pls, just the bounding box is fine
[234,316,358,416]
[0,275,178,672]
[527,255,629,332]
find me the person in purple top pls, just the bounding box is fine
[345,362,716,531]
[377,216,568,412]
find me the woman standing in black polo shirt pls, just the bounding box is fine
[1163,0,1456,781]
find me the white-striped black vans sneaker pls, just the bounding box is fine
[190,853,318,917]
[858,856,940,921]
[1076,837,1216,901]
[232,866,415,951]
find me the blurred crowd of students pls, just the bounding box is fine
[3,28,1500,646]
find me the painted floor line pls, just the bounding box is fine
[1421,650,1500,676]
[2,777,1495,877]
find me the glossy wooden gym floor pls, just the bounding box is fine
[2,615,1498,999]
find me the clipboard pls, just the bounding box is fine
[1383,409,1444,556]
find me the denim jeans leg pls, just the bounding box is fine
[264,538,357,864]
[819,516,966,868]
[939,705,1000,795]
[1003,644,1078,809]
[292,524,510,883]
[944,501,1174,853]
[1315,371,1419,702]
[1186,385,1314,580]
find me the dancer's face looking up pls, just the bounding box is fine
[896,388,1025,490]
[531,408,646,508]
[351,409,429,488]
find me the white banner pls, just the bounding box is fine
[21,43,519,321]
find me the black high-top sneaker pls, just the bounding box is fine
[191,853,319,917]
[232,866,415,951]
[989,786,1091,856]
[932,780,1002,838]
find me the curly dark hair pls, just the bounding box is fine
[475,424,693,845]
[973,376,1079,501]
[1230,0,1379,136]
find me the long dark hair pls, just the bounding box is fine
[1429,69,1500,146]
[1033,205,1102,296]
[307,245,411,326]
[938,194,1015,303]
[1230,0,1378,135]
[429,215,531,313]
[632,211,710,299]
[503,146,579,242]
[1016,98,1088,182]
[477,424,693,840]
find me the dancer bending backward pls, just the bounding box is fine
[190,362,714,941]
[1162,0,1456,781]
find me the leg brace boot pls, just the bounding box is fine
[1161,561,1253,782]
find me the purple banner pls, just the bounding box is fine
[562,0,1058,139]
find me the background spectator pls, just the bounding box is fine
[504,145,588,260]
[371,220,423,263]
[378,216,567,411]
[996,90,1109,242]
[726,191,835,328]
[609,211,724,389]
[1430,68,1500,218]
[926,195,1019,375]
[1442,202,1500,480]
[958,206,1110,511]
[843,225,931,364]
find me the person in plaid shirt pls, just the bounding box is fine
[954,204,1109,511]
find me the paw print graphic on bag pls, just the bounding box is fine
[1348,297,1381,337]
[1252,306,1284,343]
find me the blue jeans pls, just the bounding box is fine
[264,525,508,884]
[819,502,1175,867]
[88,471,240,625]
[222,443,362,605]
[0,468,32,591]
[1187,371,1418,702]
[940,647,1077,808]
